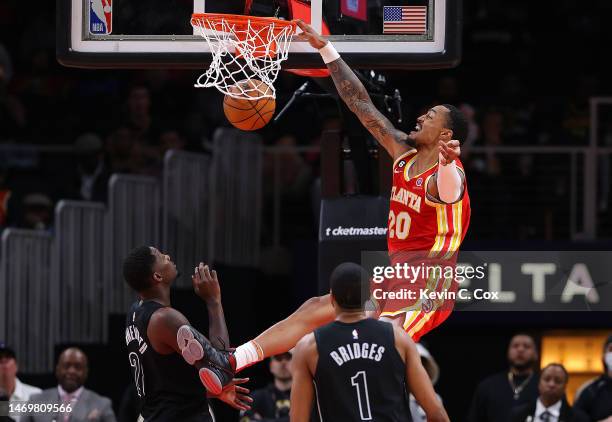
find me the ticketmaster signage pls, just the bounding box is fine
[361,251,612,311]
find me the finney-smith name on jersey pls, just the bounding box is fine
[126,324,148,354]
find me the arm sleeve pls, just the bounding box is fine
[436,155,463,203]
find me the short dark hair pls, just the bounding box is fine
[442,104,468,144]
[541,363,569,383]
[330,263,369,310]
[123,246,156,292]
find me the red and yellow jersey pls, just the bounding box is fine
[387,149,471,261]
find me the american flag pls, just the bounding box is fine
[383,6,427,34]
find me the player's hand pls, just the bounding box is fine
[439,139,460,165]
[295,19,328,49]
[213,378,253,411]
[192,263,221,306]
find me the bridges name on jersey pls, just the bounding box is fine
[330,342,386,366]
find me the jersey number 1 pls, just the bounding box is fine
[388,210,411,240]
[351,371,372,420]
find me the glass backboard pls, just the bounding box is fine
[57,0,461,69]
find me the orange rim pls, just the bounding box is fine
[286,68,331,78]
[191,13,297,34]
[191,13,297,58]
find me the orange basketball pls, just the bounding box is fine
[223,79,276,131]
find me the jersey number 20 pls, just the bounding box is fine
[351,371,372,420]
[388,210,411,240]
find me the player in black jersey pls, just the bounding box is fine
[122,246,251,421]
[290,263,449,422]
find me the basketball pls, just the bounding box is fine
[223,79,276,131]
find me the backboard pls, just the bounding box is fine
[57,0,461,70]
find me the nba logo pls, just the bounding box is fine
[89,0,112,35]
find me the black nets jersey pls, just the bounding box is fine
[313,318,412,422]
[125,300,213,422]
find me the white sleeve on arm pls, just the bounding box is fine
[319,42,340,64]
[436,153,463,203]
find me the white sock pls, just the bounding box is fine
[234,340,263,371]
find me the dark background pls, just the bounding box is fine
[2,0,612,421]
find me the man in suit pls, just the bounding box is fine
[512,364,589,422]
[1,343,42,421]
[23,347,116,422]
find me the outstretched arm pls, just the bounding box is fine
[296,20,412,160]
[394,326,450,422]
[192,263,230,349]
[289,334,317,422]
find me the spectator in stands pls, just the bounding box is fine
[0,169,11,227]
[573,335,612,422]
[72,133,110,202]
[458,104,479,155]
[240,351,293,422]
[512,363,589,422]
[560,75,598,145]
[497,74,533,144]
[467,109,513,239]
[159,128,186,156]
[264,135,312,198]
[24,347,116,422]
[106,127,137,174]
[0,343,42,422]
[468,334,540,422]
[124,84,156,145]
[0,44,13,82]
[410,343,444,422]
[19,193,53,231]
[0,45,26,142]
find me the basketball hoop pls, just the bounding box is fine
[191,14,297,100]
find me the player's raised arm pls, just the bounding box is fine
[289,334,317,422]
[192,263,230,349]
[296,20,412,161]
[393,326,450,422]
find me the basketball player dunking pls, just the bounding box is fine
[122,246,252,421]
[185,20,471,394]
[290,263,449,422]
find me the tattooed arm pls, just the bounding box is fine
[327,59,412,158]
[296,20,413,160]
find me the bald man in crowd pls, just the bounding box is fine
[23,347,116,422]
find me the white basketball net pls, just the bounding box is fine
[191,15,296,100]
